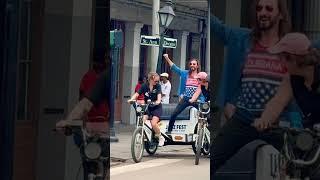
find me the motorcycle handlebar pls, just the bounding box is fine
[286,145,320,166]
[275,127,320,166]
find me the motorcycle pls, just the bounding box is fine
[54,120,109,180]
[273,124,320,180]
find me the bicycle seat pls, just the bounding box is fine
[159,104,193,120]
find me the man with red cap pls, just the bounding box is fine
[253,32,320,129]
[189,72,211,103]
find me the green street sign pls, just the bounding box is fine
[163,37,177,49]
[110,30,123,48]
[140,35,177,49]
[140,35,160,46]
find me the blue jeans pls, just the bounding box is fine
[211,110,283,175]
[167,97,197,132]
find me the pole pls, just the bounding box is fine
[151,0,160,72]
[109,30,120,142]
[156,32,164,74]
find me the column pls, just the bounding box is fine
[225,0,242,26]
[65,0,94,179]
[171,31,189,103]
[121,22,143,125]
[192,35,201,60]
[304,1,320,40]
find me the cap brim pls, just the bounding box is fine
[267,44,285,54]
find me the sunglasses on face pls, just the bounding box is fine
[197,78,207,82]
[256,5,274,12]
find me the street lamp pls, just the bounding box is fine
[158,2,175,28]
[156,0,175,74]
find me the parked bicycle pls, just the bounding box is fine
[194,100,211,165]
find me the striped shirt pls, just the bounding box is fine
[236,43,287,115]
[183,75,200,98]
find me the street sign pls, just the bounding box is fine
[163,37,177,48]
[140,35,160,46]
[140,35,177,49]
[110,30,123,48]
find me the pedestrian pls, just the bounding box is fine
[134,76,146,105]
[79,56,108,131]
[160,72,171,104]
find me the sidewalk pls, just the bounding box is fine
[110,123,135,166]
[110,122,194,167]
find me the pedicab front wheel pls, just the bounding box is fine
[195,127,204,165]
[131,127,145,163]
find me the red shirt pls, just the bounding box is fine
[80,70,108,122]
[135,83,144,100]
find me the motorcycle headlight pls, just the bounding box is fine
[84,142,102,160]
[136,106,142,113]
[296,132,314,151]
[201,103,209,110]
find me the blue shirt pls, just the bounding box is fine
[171,64,205,101]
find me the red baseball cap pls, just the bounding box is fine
[267,33,311,55]
[195,72,208,80]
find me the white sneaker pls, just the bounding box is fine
[158,135,165,147]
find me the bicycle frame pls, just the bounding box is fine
[132,101,154,143]
[195,101,210,145]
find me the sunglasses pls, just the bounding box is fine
[197,78,207,82]
[256,5,274,12]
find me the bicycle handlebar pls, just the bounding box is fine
[196,100,210,115]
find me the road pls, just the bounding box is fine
[110,149,210,180]
[110,127,210,180]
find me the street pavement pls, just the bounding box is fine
[110,123,210,180]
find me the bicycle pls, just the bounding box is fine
[194,100,211,165]
[128,99,159,163]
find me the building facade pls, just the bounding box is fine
[110,0,210,125]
